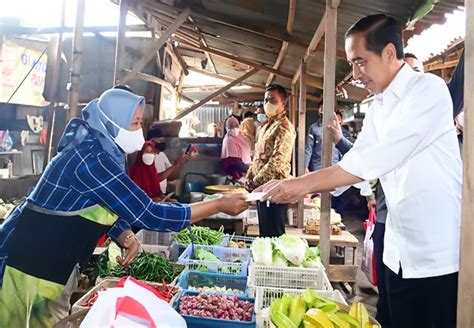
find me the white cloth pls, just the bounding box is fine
[154,152,172,193]
[338,64,462,279]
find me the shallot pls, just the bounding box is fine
[178,293,253,321]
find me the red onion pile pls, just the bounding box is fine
[178,293,254,321]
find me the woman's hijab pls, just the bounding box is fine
[58,88,145,169]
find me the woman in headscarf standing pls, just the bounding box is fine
[221,117,252,181]
[0,89,248,327]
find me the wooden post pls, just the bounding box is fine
[457,0,473,325]
[121,8,190,84]
[113,0,128,84]
[174,68,259,119]
[297,60,307,229]
[320,0,338,269]
[67,0,85,119]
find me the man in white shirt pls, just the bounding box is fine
[147,127,189,193]
[256,14,461,327]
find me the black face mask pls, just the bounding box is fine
[155,143,166,152]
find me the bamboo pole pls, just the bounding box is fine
[67,0,85,119]
[319,0,338,269]
[457,0,473,325]
[297,60,307,229]
[113,0,128,84]
[43,0,66,168]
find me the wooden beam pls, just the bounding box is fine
[148,1,310,47]
[304,13,326,63]
[113,0,128,84]
[121,8,190,84]
[319,1,338,270]
[174,68,259,119]
[187,66,266,90]
[297,60,307,229]
[176,39,325,88]
[124,69,175,93]
[166,42,189,75]
[188,16,219,74]
[457,0,473,325]
[266,0,297,85]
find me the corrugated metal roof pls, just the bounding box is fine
[134,0,463,103]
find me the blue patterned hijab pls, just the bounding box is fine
[58,89,145,169]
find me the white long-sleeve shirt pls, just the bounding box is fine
[339,64,462,279]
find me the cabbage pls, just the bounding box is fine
[272,250,288,267]
[303,246,322,268]
[251,237,273,266]
[274,234,308,266]
[303,257,322,268]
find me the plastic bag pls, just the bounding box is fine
[361,208,377,286]
[1,130,13,151]
[80,276,186,328]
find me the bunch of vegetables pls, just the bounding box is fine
[270,289,379,328]
[175,225,225,245]
[178,293,253,321]
[188,285,244,295]
[250,235,322,268]
[95,251,182,283]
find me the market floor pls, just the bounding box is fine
[335,214,379,317]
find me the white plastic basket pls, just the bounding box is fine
[254,287,347,328]
[178,245,251,276]
[248,262,332,291]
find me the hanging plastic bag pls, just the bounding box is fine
[361,207,377,286]
[2,130,13,151]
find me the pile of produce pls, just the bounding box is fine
[228,240,248,249]
[0,198,19,219]
[304,219,342,236]
[250,235,322,268]
[188,285,244,295]
[95,251,182,283]
[175,225,225,245]
[270,289,379,328]
[178,293,253,321]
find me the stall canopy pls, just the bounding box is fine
[127,0,464,108]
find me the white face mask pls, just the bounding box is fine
[142,153,155,165]
[229,127,240,136]
[99,109,145,154]
[264,102,280,117]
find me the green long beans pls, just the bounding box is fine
[95,251,182,283]
[174,226,225,246]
